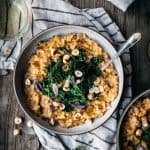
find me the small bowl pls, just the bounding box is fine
[116,89,150,150]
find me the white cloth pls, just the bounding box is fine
[107,0,135,11]
[0,0,132,149]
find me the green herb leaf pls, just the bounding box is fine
[142,126,150,146]
[41,47,104,111]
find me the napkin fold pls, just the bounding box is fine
[107,0,135,11]
[0,0,132,149]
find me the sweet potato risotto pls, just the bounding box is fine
[25,33,118,128]
[123,98,150,150]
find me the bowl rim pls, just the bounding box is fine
[116,89,150,150]
[13,25,124,135]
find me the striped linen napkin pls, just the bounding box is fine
[0,0,132,149]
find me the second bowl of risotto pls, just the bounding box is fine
[14,25,124,135]
[117,89,150,150]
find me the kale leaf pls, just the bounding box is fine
[41,47,104,111]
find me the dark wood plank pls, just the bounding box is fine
[0,75,43,150]
[0,0,150,149]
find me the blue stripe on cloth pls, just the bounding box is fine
[35,18,95,27]
[32,6,82,16]
[89,132,115,145]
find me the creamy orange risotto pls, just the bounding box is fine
[123,98,150,150]
[25,33,118,128]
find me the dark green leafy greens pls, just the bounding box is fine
[142,126,150,147]
[42,47,104,111]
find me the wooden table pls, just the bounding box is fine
[0,0,150,149]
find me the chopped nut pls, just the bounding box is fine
[53,101,59,107]
[3,47,11,54]
[135,129,142,137]
[74,113,81,118]
[66,113,69,116]
[87,93,93,100]
[63,54,70,64]
[76,79,81,84]
[60,103,65,110]
[26,120,33,128]
[63,80,70,91]
[106,106,110,110]
[93,87,100,94]
[98,85,104,92]
[64,79,70,87]
[50,48,57,56]
[63,86,70,92]
[74,70,83,78]
[85,119,92,124]
[49,118,55,126]
[14,116,22,125]
[141,116,148,128]
[89,88,95,94]
[71,49,79,56]
[25,78,31,86]
[53,53,61,62]
[62,64,69,72]
[94,78,100,86]
[13,128,20,136]
[69,45,76,50]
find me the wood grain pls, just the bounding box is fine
[0,0,150,149]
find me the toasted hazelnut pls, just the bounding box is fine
[141,116,148,128]
[71,49,79,56]
[25,78,31,86]
[3,47,11,54]
[93,87,100,94]
[135,129,142,137]
[66,113,69,116]
[49,118,55,126]
[64,80,70,87]
[26,120,33,128]
[63,54,70,64]
[62,64,69,72]
[98,85,104,92]
[60,103,65,110]
[94,78,100,86]
[85,119,92,124]
[13,128,20,136]
[106,106,110,110]
[50,48,57,56]
[74,113,82,118]
[87,93,94,100]
[76,79,81,84]
[69,45,76,50]
[63,86,70,92]
[53,53,61,62]
[74,70,83,78]
[53,101,59,107]
[63,79,70,91]
[14,116,22,125]
[89,88,95,94]
[87,55,93,60]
